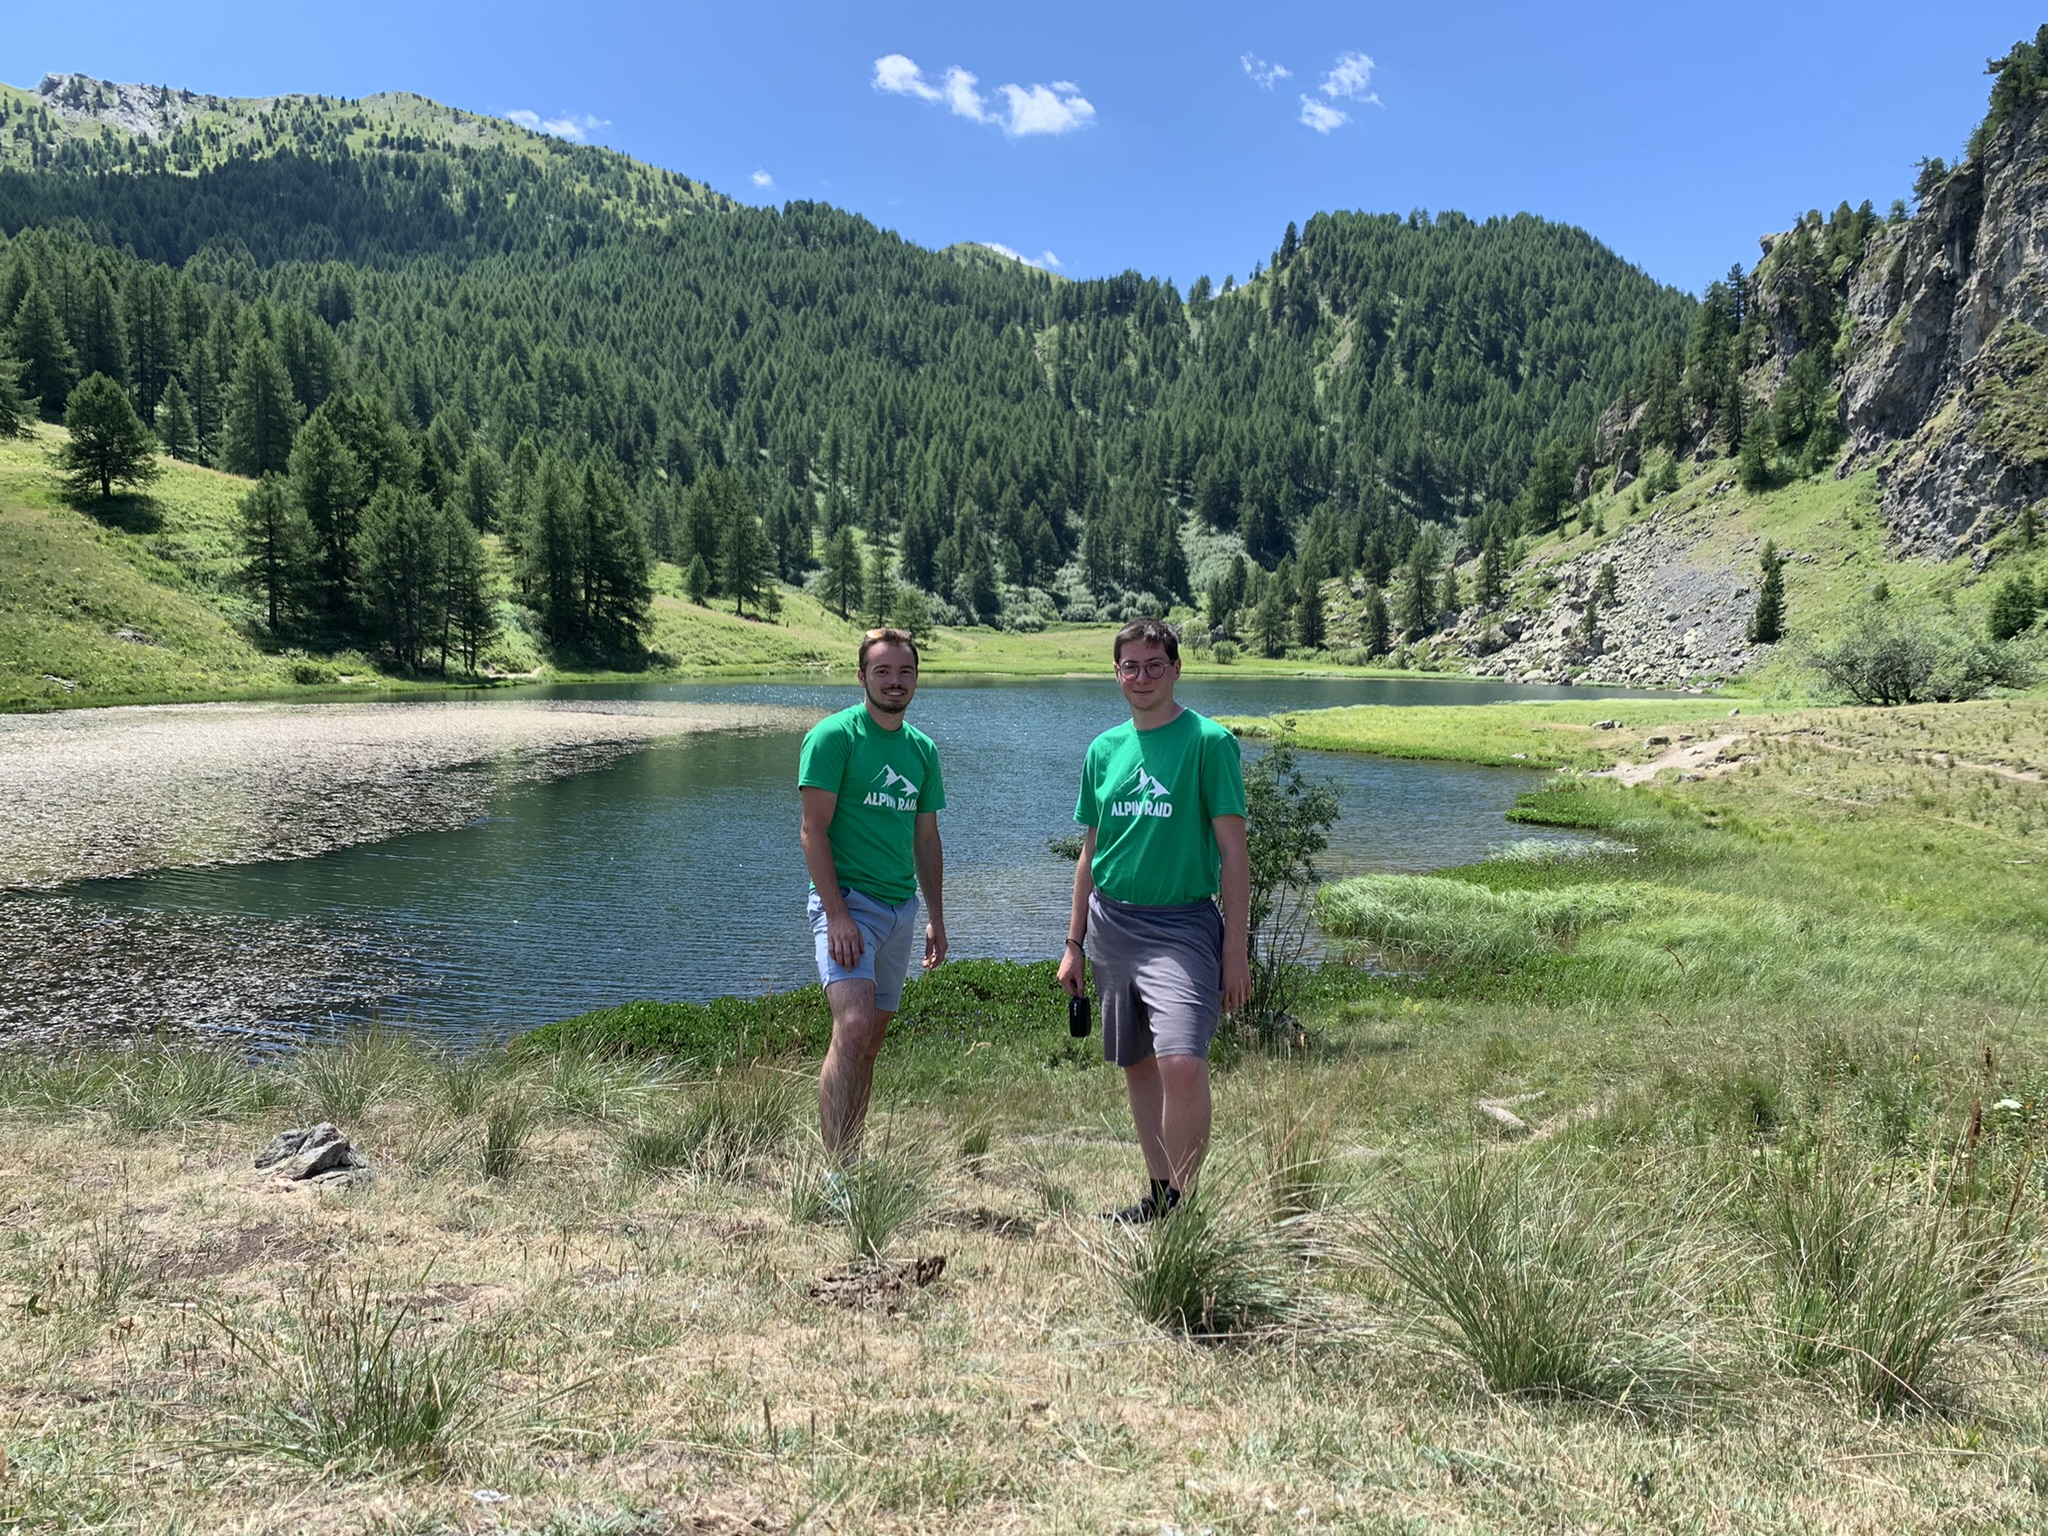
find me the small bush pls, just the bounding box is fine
[1807,601,2033,704]
[1366,1155,1707,1404]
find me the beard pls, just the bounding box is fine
[864,681,910,716]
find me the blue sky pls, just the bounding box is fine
[2,2,2037,296]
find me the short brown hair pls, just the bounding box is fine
[858,627,920,670]
[1113,618,1180,665]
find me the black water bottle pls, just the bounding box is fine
[1068,991,1092,1038]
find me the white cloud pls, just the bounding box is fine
[977,241,1062,271]
[873,53,941,101]
[942,66,990,122]
[1240,54,1291,90]
[1298,96,1348,134]
[998,82,1093,136]
[1318,50,1379,104]
[751,169,773,188]
[875,53,1095,138]
[503,108,608,142]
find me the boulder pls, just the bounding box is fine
[255,1122,369,1185]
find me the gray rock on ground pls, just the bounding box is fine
[255,1122,370,1185]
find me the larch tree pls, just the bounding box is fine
[222,335,303,478]
[57,373,161,500]
[236,474,314,632]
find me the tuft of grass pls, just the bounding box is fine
[1098,1180,1304,1339]
[1749,1158,2025,1413]
[958,1115,994,1172]
[616,1069,804,1182]
[0,1045,280,1130]
[1318,875,1641,968]
[794,1142,934,1259]
[479,1095,536,1182]
[289,1029,424,1122]
[83,1217,146,1316]
[427,1049,503,1118]
[217,1273,506,1474]
[1262,1110,1342,1224]
[536,1045,681,1123]
[1366,1154,1709,1406]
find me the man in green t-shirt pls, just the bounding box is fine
[1057,619,1249,1223]
[797,628,947,1162]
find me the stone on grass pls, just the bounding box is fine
[254,1122,370,1186]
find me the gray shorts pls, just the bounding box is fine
[1085,890,1224,1068]
[807,886,920,1012]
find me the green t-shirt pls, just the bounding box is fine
[1075,708,1246,906]
[797,704,945,905]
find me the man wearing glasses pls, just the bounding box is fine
[798,628,947,1164]
[1057,619,1250,1223]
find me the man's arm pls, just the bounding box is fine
[1213,814,1251,1013]
[914,810,947,968]
[800,786,863,968]
[1057,826,1097,998]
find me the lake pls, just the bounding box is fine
[60,674,1655,1041]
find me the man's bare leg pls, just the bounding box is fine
[820,979,894,1161]
[1122,1055,1174,1185]
[1155,1054,1212,1194]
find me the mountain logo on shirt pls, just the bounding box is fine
[864,763,921,811]
[1109,764,1174,819]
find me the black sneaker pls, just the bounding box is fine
[1106,1185,1180,1226]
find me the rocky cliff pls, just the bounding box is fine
[1840,91,2048,561]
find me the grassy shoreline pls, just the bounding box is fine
[5,698,2046,1531]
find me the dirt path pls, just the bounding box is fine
[0,698,812,889]
[1596,732,1749,786]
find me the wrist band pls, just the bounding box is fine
[1065,937,1085,950]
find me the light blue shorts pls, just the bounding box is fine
[807,886,921,1012]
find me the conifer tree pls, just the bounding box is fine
[153,376,199,461]
[1294,564,1326,650]
[887,583,932,639]
[684,553,711,606]
[821,526,864,619]
[1748,540,1786,644]
[289,408,366,616]
[358,483,442,670]
[440,501,497,672]
[11,279,75,418]
[123,265,178,418]
[1477,531,1505,610]
[1364,584,1391,657]
[579,459,652,649]
[1594,561,1619,605]
[58,373,161,500]
[720,490,767,617]
[1398,537,1437,639]
[1253,578,1290,657]
[1438,563,1461,626]
[2022,506,2041,550]
[0,340,33,438]
[236,474,314,632]
[223,335,303,478]
[77,271,125,386]
[864,541,899,629]
[528,455,585,644]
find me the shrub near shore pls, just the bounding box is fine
[3,698,2046,1532]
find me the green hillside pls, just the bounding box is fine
[0,70,1695,677]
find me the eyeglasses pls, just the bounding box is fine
[1115,658,1173,680]
[863,628,914,643]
